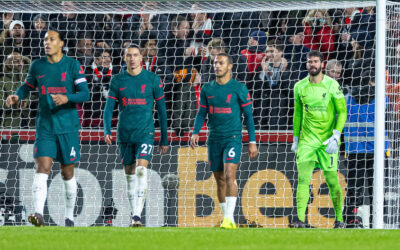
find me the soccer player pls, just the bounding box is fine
[6,30,90,227]
[190,53,258,229]
[103,45,168,227]
[290,50,347,229]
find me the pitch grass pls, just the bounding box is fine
[1,227,400,250]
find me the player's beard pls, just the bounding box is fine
[308,65,322,76]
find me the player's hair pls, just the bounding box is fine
[325,59,342,71]
[207,38,226,52]
[47,29,65,43]
[124,44,141,54]
[139,32,158,49]
[307,50,324,62]
[267,39,284,52]
[216,52,233,65]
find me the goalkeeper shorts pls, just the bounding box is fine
[296,144,339,171]
[118,138,154,166]
[207,139,242,172]
[34,130,80,165]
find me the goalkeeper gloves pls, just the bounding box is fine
[323,129,341,154]
[291,136,299,153]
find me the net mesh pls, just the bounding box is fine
[0,0,397,228]
[384,2,400,229]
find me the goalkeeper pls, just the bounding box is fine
[290,50,347,229]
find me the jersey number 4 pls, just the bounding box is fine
[70,147,76,158]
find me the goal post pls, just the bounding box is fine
[374,0,385,230]
[0,0,397,228]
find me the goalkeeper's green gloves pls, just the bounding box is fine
[323,129,341,154]
[291,136,299,153]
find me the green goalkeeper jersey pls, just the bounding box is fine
[293,75,347,146]
[15,55,89,134]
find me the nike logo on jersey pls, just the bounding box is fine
[38,75,45,79]
[208,96,215,99]
[70,157,76,162]
[120,87,127,91]
[226,157,234,160]
[140,153,147,156]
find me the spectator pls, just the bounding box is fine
[0,20,31,73]
[68,35,94,69]
[164,15,199,136]
[50,1,90,49]
[343,70,389,228]
[240,30,267,80]
[219,11,261,55]
[386,6,400,48]
[342,30,374,88]
[272,12,290,39]
[139,32,173,84]
[283,26,309,79]
[343,7,362,29]
[329,8,343,37]
[0,52,33,128]
[257,39,295,130]
[325,59,345,93]
[302,9,335,60]
[83,49,119,127]
[386,44,400,121]
[93,14,123,52]
[201,38,248,83]
[188,3,213,58]
[30,14,48,59]
[123,1,168,49]
[93,14,126,66]
[0,13,14,44]
[325,59,342,81]
[259,11,274,32]
[343,7,376,37]
[139,32,173,117]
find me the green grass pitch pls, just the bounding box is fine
[1,227,400,250]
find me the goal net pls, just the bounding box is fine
[0,0,396,228]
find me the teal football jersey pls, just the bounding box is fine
[16,55,88,134]
[107,69,166,143]
[193,78,255,142]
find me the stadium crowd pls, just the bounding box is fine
[0,3,384,133]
